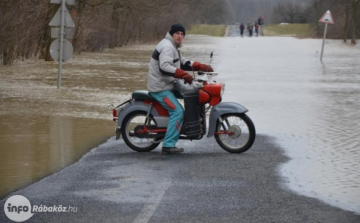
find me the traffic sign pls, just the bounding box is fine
[50,39,74,62]
[49,0,76,88]
[49,5,75,27]
[319,10,334,62]
[319,10,334,24]
[50,0,75,5]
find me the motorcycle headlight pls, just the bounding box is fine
[221,84,225,96]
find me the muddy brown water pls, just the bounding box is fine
[0,46,154,198]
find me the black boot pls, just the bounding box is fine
[161,147,184,155]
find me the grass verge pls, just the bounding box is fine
[187,24,226,37]
[261,24,316,38]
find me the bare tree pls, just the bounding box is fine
[0,0,234,65]
[350,0,360,44]
[342,0,352,42]
[0,0,51,65]
[273,1,305,23]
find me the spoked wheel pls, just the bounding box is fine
[121,111,162,152]
[214,114,256,153]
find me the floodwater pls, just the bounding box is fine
[1,28,360,214]
[220,26,360,214]
[0,47,153,198]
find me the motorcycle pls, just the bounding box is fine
[108,62,256,154]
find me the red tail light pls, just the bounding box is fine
[113,109,117,118]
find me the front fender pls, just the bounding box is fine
[207,102,248,138]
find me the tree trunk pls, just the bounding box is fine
[343,5,349,42]
[72,2,86,54]
[45,37,55,61]
[22,43,27,61]
[3,47,15,65]
[350,0,358,45]
[119,10,132,47]
[109,2,120,48]
[2,51,5,66]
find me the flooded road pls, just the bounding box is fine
[219,27,360,214]
[1,30,359,214]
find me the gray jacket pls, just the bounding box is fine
[147,32,193,92]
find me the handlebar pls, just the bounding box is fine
[197,71,218,76]
[192,71,218,89]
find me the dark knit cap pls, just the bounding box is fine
[169,23,186,36]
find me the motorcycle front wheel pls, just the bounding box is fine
[214,114,256,153]
[121,111,161,152]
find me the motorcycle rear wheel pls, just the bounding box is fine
[214,114,255,153]
[121,111,161,152]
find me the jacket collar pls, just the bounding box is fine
[165,32,182,48]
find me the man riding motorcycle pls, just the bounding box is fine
[147,23,213,155]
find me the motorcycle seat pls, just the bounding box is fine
[132,90,155,101]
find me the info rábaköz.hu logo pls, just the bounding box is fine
[4,195,34,222]
[4,195,78,222]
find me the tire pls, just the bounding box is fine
[121,111,161,152]
[214,114,256,153]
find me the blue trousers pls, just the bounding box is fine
[149,90,184,148]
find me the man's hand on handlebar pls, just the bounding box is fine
[184,76,193,85]
[175,68,194,85]
[192,61,214,72]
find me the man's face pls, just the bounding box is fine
[172,31,184,45]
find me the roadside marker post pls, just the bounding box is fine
[319,10,334,62]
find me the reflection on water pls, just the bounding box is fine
[0,114,114,199]
[50,116,73,168]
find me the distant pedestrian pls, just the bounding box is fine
[239,23,245,36]
[255,22,259,36]
[258,16,265,25]
[247,22,253,37]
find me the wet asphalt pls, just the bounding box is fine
[1,134,359,223]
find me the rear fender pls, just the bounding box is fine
[207,102,248,138]
[117,100,161,128]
